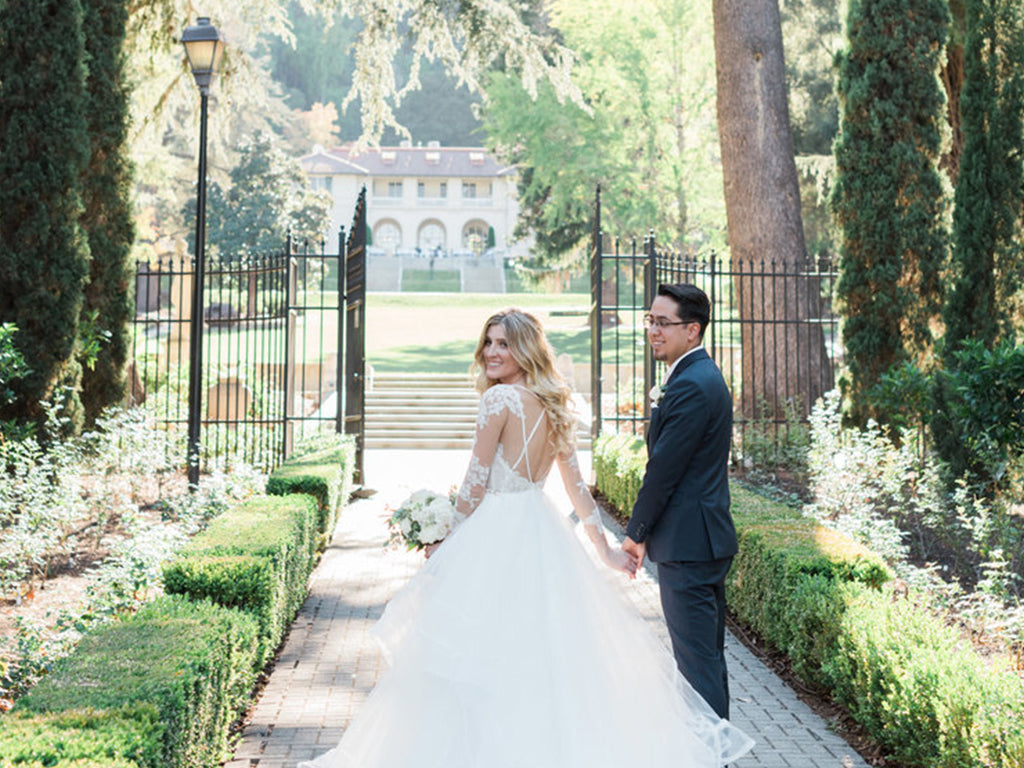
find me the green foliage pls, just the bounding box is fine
[0,0,91,433]
[945,0,1024,353]
[831,0,950,426]
[78,0,136,427]
[197,130,332,260]
[162,494,318,662]
[592,433,647,518]
[18,595,260,768]
[0,323,30,409]
[266,434,355,547]
[482,0,723,264]
[0,705,162,768]
[264,6,483,145]
[825,588,1024,767]
[932,338,1024,490]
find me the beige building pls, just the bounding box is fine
[300,142,528,260]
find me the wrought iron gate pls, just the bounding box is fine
[589,187,841,465]
[341,187,367,484]
[130,190,368,476]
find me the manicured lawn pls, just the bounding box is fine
[367,292,591,374]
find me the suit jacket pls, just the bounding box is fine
[625,348,737,563]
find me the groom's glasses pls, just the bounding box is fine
[643,313,690,331]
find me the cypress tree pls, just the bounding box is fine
[78,0,136,424]
[944,0,1024,353]
[0,0,91,431]
[830,0,950,426]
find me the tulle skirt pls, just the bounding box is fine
[299,487,754,768]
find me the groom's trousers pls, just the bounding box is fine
[656,557,733,719]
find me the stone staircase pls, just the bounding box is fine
[364,372,592,450]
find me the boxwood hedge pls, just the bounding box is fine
[593,433,1024,767]
[14,595,259,768]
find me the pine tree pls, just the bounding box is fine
[830,0,950,426]
[0,0,91,431]
[78,0,136,425]
[944,0,1024,353]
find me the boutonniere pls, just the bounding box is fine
[649,385,663,407]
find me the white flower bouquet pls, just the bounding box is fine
[386,488,461,551]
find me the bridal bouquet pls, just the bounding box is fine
[387,488,461,551]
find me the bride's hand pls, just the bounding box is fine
[602,546,638,577]
[424,541,442,558]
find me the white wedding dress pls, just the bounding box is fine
[299,384,753,768]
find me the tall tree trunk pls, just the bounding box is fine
[712,0,832,420]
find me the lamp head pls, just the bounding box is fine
[182,17,223,93]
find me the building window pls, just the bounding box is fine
[310,176,333,194]
[418,221,445,251]
[463,221,489,254]
[387,181,403,198]
[463,182,477,199]
[440,182,447,198]
[375,220,401,251]
[418,181,426,198]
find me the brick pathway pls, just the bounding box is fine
[226,450,868,768]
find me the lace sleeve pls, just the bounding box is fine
[455,386,516,517]
[556,450,614,561]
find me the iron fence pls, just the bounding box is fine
[130,235,344,473]
[590,189,841,468]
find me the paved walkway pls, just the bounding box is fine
[227,450,867,768]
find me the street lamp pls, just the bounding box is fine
[182,17,223,488]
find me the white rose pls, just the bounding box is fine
[418,522,443,544]
[408,489,433,505]
[399,517,413,536]
[649,385,663,406]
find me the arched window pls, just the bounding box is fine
[462,220,489,254]
[374,220,402,252]
[418,220,446,252]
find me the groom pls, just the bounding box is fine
[622,283,738,719]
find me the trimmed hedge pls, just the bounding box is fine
[825,587,1024,767]
[592,433,646,518]
[593,436,1024,767]
[0,705,161,767]
[266,434,355,549]
[15,595,260,768]
[162,494,318,664]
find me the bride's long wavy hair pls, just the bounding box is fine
[471,309,576,455]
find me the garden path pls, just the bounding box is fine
[225,449,868,768]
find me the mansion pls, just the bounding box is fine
[299,143,529,260]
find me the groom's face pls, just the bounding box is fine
[647,295,701,366]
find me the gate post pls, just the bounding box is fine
[643,230,656,425]
[342,225,350,436]
[589,185,602,441]
[283,232,297,458]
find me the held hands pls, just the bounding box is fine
[621,537,646,578]
[602,545,638,578]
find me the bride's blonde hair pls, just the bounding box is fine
[471,309,576,455]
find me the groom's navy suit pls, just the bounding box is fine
[625,347,737,718]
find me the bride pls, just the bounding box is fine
[300,309,753,768]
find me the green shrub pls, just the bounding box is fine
[16,595,259,768]
[0,705,161,767]
[727,485,890,687]
[825,588,1024,767]
[162,494,318,662]
[267,434,355,548]
[593,433,646,517]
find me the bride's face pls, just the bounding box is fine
[483,324,525,384]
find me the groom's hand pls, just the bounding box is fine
[622,537,646,576]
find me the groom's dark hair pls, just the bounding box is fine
[657,283,710,337]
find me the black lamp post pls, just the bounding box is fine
[182,17,223,488]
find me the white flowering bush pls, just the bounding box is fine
[387,489,461,550]
[806,388,1024,659]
